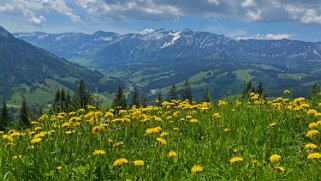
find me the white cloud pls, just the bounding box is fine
[241,0,255,7]
[29,16,46,25]
[301,9,321,24]
[236,33,291,40]
[0,4,14,12]
[246,9,262,21]
[2,0,321,26]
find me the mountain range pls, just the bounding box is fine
[14,28,321,98]
[0,26,117,106]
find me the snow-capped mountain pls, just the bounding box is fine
[14,29,321,69]
[13,29,321,98]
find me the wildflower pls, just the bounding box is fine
[56,166,63,171]
[113,158,128,166]
[156,137,167,145]
[224,128,230,133]
[186,115,192,119]
[0,131,4,134]
[275,166,285,173]
[65,130,72,134]
[173,127,179,131]
[167,150,177,158]
[270,154,281,163]
[283,89,290,94]
[12,155,22,159]
[146,127,162,134]
[31,138,42,144]
[269,122,277,127]
[213,113,221,119]
[93,150,106,155]
[304,143,318,149]
[34,126,42,131]
[191,165,203,173]
[307,109,318,115]
[2,135,13,141]
[114,141,124,147]
[92,126,105,134]
[190,118,198,123]
[159,132,169,137]
[309,122,318,129]
[133,160,144,166]
[308,152,321,159]
[229,156,244,164]
[251,159,258,165]
[306,130,319,138]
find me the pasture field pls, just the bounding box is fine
[1,92,321,180]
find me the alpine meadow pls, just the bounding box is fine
[2,0,321,180]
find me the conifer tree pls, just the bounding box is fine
[157,91,163,106]
[311,83,320,98]
[74,80,91,109]
[167,84,178,101]
[18,98,30,128]
[112,85,127,112]
[256,81,265,98]
[202,87,212,102]
[130,87,140,107]
[0,99,10,131]
[243,81,253,99]
[182,79,193,102]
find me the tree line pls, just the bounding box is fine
[2,79,321,132]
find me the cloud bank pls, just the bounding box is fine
[1,0,321,26]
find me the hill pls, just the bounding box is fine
[0,26,117,106]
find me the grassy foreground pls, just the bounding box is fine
[2,92,321,180]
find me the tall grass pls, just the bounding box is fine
[1,92,321,180]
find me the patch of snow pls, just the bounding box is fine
[139,29,155,35]
[161,32,181,48]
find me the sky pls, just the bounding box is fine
[1,0,321,42]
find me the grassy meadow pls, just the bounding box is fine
[2,91,321,180]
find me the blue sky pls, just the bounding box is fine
[1,0,321,41]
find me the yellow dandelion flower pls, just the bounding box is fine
[159,132,169,137]
[93,149,106,155]
[306,130,319,138]
[173,127,179,131]
[186,115,192,119]
[133,160,144,166]
[270,154,281,163]
[224,128,231,133]
[65,130,72,134]
[275,166,285,173]
[309,122,318,129]
[92,126,105,134]
[269,122,277,127]
[31,138,42,144]
[113,158,128,166]
[0,131,4,134]
[229,156,244,164]
[12,155,22,159]
[191,165,203,173]
[304,143,318,149]
[2,135,13,141]
[213,113,221,119]
[283,89,290,94]
[167,150,177,158]
[114,141,124,147]
[146,127,162,134]
[156,137,167,145]
[56,166,63,171]
[307,109,318,115]
[190,118,198,123]
[308,152,321,159]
